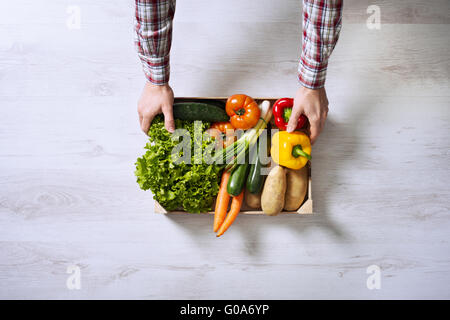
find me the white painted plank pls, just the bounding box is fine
[0,242,449,299]
[1,23,449,98]
[0,0,449,300]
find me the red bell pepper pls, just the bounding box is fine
[272,98,307,131]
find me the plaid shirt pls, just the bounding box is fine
[135,0,342,89]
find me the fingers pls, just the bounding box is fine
[138,105,173,135]
[140,109,158,135]
[312,106,328,145]
[309,117,321,145]
[290,86,329,145]
[162,105,175,133]
[319,109,328,133]
[308,111,326,145]
[287,100,303,132]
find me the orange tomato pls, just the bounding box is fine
[225,94,260,130]
[210,121,236,147]
[210,121,235,133]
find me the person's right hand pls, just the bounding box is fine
[138,82,175,134]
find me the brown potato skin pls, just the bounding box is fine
[245,189,261,209]
[284,167,308,211]
[261,165,286,216]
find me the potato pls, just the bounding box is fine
[245,189,261,209]
[261,165,286,216]
[284,167,308,211]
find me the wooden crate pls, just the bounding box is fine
[155,97,313,215]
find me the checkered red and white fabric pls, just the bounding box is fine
[298,0,343,89]
[134,0,343,88]
[134,0,176,85]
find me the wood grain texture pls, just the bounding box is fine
[0,0,449,299]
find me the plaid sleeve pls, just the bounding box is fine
[298,0,343,89]
[134,0,176,85]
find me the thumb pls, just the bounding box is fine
[162,105,175,133]
[286,101,302,132]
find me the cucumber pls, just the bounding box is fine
[227,164,250,197]
[175,99,226,109]
[246,144,265,194]
[172,102,229,122]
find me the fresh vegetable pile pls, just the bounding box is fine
[135,115,222,213]
[135,95,313,237]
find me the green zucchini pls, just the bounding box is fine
[227,164,250,197]
[246,144,265,194]
[175,99,226,109]
[172,102,229,122]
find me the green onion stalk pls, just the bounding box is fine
[212,100,272,172]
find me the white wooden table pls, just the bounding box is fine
[0,0,449,299]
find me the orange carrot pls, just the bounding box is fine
[213,171,231,232]
[216,190,244,237]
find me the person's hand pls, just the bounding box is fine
[287,86,329,145]
[138,82,175,134]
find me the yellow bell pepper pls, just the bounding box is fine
[271,131,311,170]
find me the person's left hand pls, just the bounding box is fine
[287,86,329,145]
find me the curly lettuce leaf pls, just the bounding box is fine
[135,115,222,213]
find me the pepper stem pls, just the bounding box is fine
[292,144,311,160]
[235,108,246,116]
[283,108,293,123]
